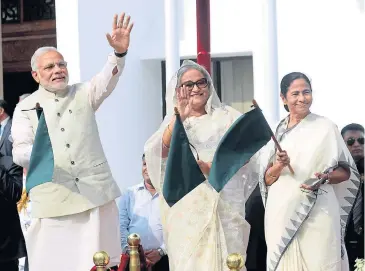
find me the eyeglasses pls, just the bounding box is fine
[41,61,68,71]
[180,78,208,91]
[346,137,364,146]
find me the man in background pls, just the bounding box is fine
[0,100,12,157]
[341,123,364,270]
[0,151,26,270]
[0,98,26,270]
[119,154,169,271]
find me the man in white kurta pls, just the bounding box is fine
[11,13,133,271]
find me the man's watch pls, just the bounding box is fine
[114,50,128,58]
[157,248,165,257]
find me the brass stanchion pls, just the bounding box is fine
[128,233,141,271]
[226,253,244,271]
[93,251,110,271]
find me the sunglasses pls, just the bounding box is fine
[346,137,364,146]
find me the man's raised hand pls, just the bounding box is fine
[106,12,134,54]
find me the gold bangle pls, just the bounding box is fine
[167,124,173,136]
[162,139,170,149]
[267,169,277,179]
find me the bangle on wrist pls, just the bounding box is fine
[162,139,170,149]
[167,124,173,136]
[267,169,277,179]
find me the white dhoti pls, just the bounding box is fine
[26,201,121,271]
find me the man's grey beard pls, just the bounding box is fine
[42,77,69,93]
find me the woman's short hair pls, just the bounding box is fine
[280,72,312,112]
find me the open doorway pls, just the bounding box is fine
[2,0,56,115]
[3,72,38,116]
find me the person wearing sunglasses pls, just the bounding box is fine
[341,123,364,271]
[342,124,364,164]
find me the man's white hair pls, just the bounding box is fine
[31,46,59,71]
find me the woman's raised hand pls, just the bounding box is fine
[176,86,193,121]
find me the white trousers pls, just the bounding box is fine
[26,201,121,271]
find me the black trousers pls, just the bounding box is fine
[152,255,169,271]
[2,259,19,271]
[347,239,364,271]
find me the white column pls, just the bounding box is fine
[164,0,180,85]
[252,0,280,127]
[55,0,81,84]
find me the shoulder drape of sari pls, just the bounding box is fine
[257,113,361,271]
[144,105,258,271]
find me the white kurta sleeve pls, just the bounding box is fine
[11,106,34,169]
[88,53,126,111]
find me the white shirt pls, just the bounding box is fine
[118,182,166,253]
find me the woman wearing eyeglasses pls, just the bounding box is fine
[144,60,257,271]
[258,72,361,271]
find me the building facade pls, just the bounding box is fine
[1,0,364,190]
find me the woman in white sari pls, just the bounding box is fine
[144,60,257,271]
[258,72,361,271]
